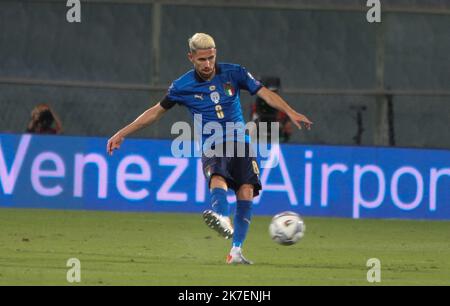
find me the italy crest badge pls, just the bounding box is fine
[223,82,235,97]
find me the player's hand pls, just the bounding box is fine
[288,111,313,130]
[107,133,124,156]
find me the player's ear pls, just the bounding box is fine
[187,52,194,63]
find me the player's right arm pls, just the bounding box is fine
[107,102,167,156]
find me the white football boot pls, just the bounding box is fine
[226,247,253,265]
[202,210,234,239]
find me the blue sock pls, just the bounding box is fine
[210,188,229,217]
[232,200,253,248]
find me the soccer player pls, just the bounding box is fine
[107,33,312,264]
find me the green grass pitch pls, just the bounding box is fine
[0,208,449,285]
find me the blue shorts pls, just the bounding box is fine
[201,142,262,197]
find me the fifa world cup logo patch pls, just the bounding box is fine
[223,82,235,97]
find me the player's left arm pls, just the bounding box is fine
[256,87,313,130]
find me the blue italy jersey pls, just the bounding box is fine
[160,63,262,146]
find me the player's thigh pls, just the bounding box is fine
[231,155,262,198]
[202,155,233,190]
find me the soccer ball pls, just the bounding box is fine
[269,211,305,246]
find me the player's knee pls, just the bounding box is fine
[210,175,227,190]
[237,184,254,201]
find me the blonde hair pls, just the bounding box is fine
[188,33,216,52]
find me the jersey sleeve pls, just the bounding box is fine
[159,96,176,110]
[160,82,186,110]
[236,65,263,95]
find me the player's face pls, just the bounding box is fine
[189,48,217,80]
